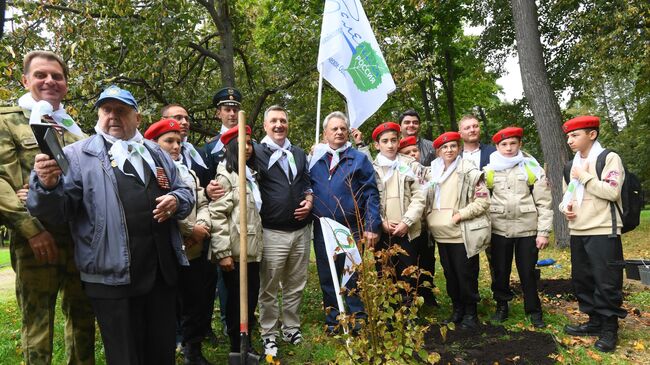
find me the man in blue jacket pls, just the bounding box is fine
[309,111,381,334]
[28,86,194,365]
[459,114,496,169]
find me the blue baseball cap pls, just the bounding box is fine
[94,85,138,110]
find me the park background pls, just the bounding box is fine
[0,0,648,363]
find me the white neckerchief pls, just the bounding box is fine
[245,166,263,212]
[174,155,196,188]
[95,126,157,182]
[210,124,231,154]
[308,142,351,173]
[484,150,544,181]
[376,154,416,183]
[261,136,297,181]
[560,141,605,209]
[181,137,207,169]
[427,155,461,210]
[18,93,84,136]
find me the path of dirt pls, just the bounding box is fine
[0,267,16,300]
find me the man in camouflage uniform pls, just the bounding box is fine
[0,50,94,364]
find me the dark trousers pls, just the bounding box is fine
[222,261,260,352]
[489,234,541,314]
[313,220,365,326]
[437,242,480,313]
[414,230,437,305]
[90,277,177,365]
[377,232,418,285]
[570,235,626,318]
[179,256,211,344]
[200,253,219,337]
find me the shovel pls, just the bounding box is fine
[228,110,261,365]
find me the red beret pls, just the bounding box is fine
[562,116,600,133]
[433,131,461,149]
[372,122,400,141]
[220,125,252,145]
[492,127,524,144]
[144,119,181,140]
[399,136,417,150]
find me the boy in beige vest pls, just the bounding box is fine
[372,123,426,303]
[560,116,626,353]
[483,127,552,328]
[426,132,490,329]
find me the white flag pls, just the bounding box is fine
[319,217,362,288]
[317,0,396,128]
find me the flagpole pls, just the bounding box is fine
[315,72,324,145]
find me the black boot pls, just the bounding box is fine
[443,306,464,325]
[529,312,546,328]
[564,314,602,336]
[491,302,508,322]
[594,316,618,353]
[459,304,479,330]
[183,341,213,365]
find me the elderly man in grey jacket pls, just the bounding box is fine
[28,86,194,365]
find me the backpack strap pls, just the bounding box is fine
[595,149,618,238]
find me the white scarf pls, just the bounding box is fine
[261,136,297,181]
[484,151,544,181]
[95,125,157,182]
[181,137,207,169]
[210,124,231,154]
[174,155,196,189]
[560,141,605,209]
[245,166,263,212]
[376,154,416,183]
[18,93,84,136]
[427,155,461,210]
[308,142,352,174]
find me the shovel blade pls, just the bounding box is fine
[228,351,261,365]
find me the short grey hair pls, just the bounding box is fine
[323,111,349,130]
[263,105,288,122]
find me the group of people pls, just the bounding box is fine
[0,50,627,365]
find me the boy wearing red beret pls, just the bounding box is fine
[371,123,427,301]
[560,116,626,353]
[483,127,552,328]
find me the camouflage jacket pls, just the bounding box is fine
[0,106,85,240]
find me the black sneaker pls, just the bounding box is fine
[459,314,479,330]
[529,312,546,328]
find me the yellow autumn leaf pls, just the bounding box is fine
[633,340,645,351]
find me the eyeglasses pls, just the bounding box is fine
[163,114,192,123]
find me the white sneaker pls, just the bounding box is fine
[263,336,278,357]
[282,330,303,345]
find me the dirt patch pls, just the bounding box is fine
[423,324,557,365]
[511,278,575,300]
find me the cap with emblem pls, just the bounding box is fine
[433,131,461,149]
[95,85,138,110]
[562,115,600,133]
[399,136,417,150]
[212,87,242,108]
[220,125,251,145]
[492,126,524,144]
[372,122,400,141]
[144,119,182,140]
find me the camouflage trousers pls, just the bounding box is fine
[11,232,95,365]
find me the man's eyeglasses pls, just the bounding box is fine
[163,115,192,123]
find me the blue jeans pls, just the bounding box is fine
[313,220,365,326]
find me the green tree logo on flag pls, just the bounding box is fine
[347,42,390,92]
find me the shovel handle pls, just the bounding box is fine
[237,110,249,333]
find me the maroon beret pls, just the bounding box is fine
[372,122,400,141]
[562,116,600,133]
[144,119,181,140]
[433,131,461,149]
[492,126,524,144]
[399,136,417,150]
[220,125,252,145]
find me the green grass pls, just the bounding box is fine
[0,213,648,364]
[0,248,10,267]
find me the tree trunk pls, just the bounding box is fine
[476,106,490,144]
[419,81,435,140]
[510,0,571,247]
[215,0,235,87]
[444,49,457,131]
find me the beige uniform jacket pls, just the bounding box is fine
[487,165,553,238]
[0,106,85,239]
[208,163,263,262]
[177,169,211,260]
[373,154,426,241]
[561,151,624,236]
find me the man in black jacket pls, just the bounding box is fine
[255,105,313,358]
[459,114,496,169]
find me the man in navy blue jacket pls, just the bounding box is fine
[459,114,496,169]
[309,111,381,334]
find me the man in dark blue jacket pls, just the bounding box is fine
[459,114,496,169]
[309,111,381,334]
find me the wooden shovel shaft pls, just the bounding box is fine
[237,110,249,333]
